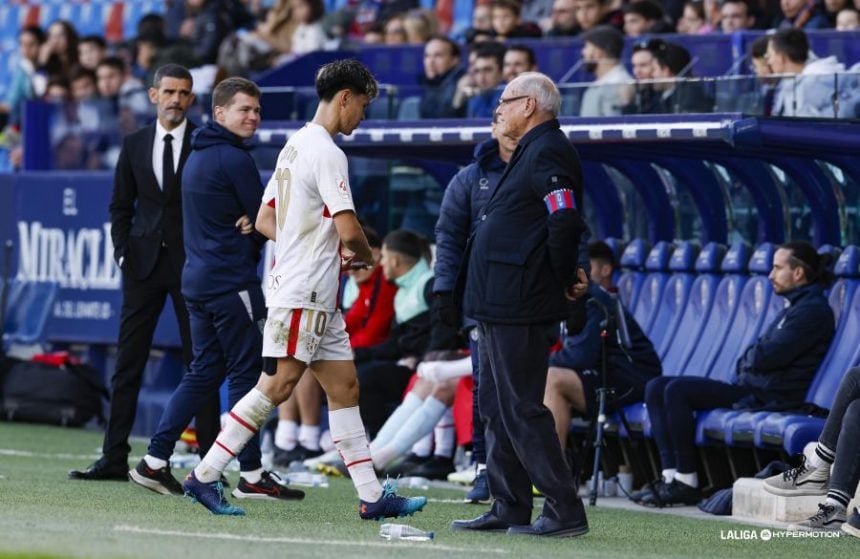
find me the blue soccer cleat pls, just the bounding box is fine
[359,479,427,521]
[183,471,246,516]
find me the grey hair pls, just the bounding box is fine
[509,72,561,117]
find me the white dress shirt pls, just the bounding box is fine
[152,119,188,190]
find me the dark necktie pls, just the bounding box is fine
[162,133,176,191]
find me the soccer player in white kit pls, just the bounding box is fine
[183,59,427,519]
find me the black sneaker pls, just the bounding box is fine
[273,444,323,468]
[465,469,491,504]
[128,459,184,496]
[384,453,430,477]
[843,507,860,538]
[409,455,455,480]
[629,480,666,504]
[231,470,305,501]
[641,479,703,507]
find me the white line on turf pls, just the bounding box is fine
[113,525,509,554]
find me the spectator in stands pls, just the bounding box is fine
[836,7,860,28]
[404,9,437,43]
[574,0,625,33]
[623,0,674,37]
[720,0,757,32]
[384,14,409,43]
[419,36,466,119]
[252,0,298,55]
[767,28,845,117]
[579,26,634,117]
[96,57,149,115]
[775,0,829,29]
[464,2,495,42]
[431,120,518,503]
[677,1,715,33]
[823,0,851,26]
[181,0,254,65]
[761,366,860,535]
[544,241,661,452]
[133,32,167,86]
[491,0,543,39]
[44,78,70,102]
[290,0,327,55]
[0,26,45,127]
[354,229,436,437]
[458,43,506,118]
[622,38,661,114]
[363,23,385,43]
[78,36,107,71]
[503,45,539,82]
[738,35,779,114]
[69,68,98,103]
[635,241,835,507]
[647,41,713,113]
[547,0,581,36]
[38,20,79,81]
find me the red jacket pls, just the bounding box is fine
[344,266,397,348]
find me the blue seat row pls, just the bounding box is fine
[609,239,860,458]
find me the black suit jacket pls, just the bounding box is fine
[109,121,196,280]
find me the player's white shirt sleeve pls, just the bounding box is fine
[316,148,355,216]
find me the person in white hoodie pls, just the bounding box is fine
[578,25,634,117]
[767,27,845,118]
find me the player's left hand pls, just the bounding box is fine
[235,215,254,235]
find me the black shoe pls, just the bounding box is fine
[232,470,305,501]
[409,455,455,480]
[451,511,521,532]
[641,479,703,507]
[507,514,589,538]
[465,470,491,504]
[128,459,184,496]
[384,453,430,477]
[68,457,128,481]
[273,444,324,468]
[629,480,667,503]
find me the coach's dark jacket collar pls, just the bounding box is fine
[509,118,560,161]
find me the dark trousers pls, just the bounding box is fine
[148,286,266,470]
[468,330,486,464]
[357,360,413,438]
[103,253,219,464]
[820,366,860,497]
[479,322,583,524]
[645,376,752,473]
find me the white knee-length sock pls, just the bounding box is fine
[432,408,455,457]
[372,397,447,469]
[195,388,274,483]
[371,392,423,452]
[330,406,382,502]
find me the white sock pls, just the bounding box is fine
[432,408,455,458]
[330,406,382,502]
[241,467,263,484]
[299,424,321,450]
[372,397,447,469]
[195,388,274,483]
[417,356,473,382]
[662,468,677,484]
[411,433,434,457]
[675,471,698,488]
[143,455,168,470]
[371,392,423,452]
[476,463,487,473]
[319,429,334,452]
[275,419,298,450]
[824,497,847,511]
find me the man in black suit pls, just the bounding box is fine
[70,64,220,481]
[451,72,589,538]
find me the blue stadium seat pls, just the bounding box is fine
[616,239,650,310]
[649,241,699,358]
[396,96,421,120]
[630,241,674,335]
[696,243,776,446]
[754,246,860,455]
[2,280,59,346]
[604,237,625,285]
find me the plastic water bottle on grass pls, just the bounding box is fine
[379,523,434,541]
[399,476,430,490]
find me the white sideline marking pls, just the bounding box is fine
[113,525,509,554]
[0,448,102,460]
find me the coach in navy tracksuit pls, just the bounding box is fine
[431,127,510,496]
[128,78,271,494]
[451,73,590,538]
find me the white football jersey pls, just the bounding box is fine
[262,123,355,312]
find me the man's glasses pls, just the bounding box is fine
[497,94,530,106]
